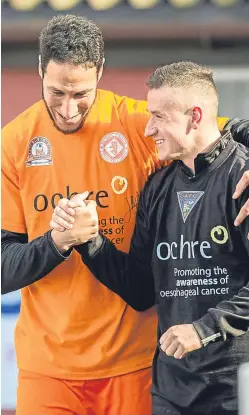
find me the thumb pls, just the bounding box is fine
[84,200,97,210]
[68,191,89,208]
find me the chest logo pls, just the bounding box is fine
[100,132,128,164]
[111,176,128,194]
[177,191,204,223]
[26,136,53,167]
[211,226,229,244]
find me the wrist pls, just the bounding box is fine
[51,229,73,253]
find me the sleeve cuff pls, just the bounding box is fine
[74,234,105,259]
[193,313,222,346]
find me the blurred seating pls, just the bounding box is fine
[167,0,200,8]
[48,0,82,11]
[9,0,42,10]
[128,0,160,8]
[87,0,121,10]
[4,0,245,11]
[210,0,240,7]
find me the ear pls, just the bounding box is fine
[97,58,105,83]
[38,55,43,79]
[192,106,202,129]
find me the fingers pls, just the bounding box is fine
[55,206,75,224]
[233,171,249,199]
[84,199,98,211]
[72,202,99,241]
[174,346,186,360]
[50,197,75,232]
[159,334,170,352]
[162,339,177,355]
[50,194,88,232]
[160,329,175,355]
[51,212,73,231]
[50,220,66,232]
[74,201,98,222]
[234,198,249,227]
[160,339,185,360]
[159,324,202,360]
[57,198,76,216]
[68,191,89,208]
[232,170,249,231]
[159,331,169,345]
[52,206,75,230]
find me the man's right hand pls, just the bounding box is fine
[50,192,99,254]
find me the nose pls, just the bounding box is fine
[145,119,158,138]
[60,98,78,120]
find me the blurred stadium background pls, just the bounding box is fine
[1,0,249,413]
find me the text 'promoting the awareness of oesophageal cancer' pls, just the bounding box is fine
[160,266,230,299]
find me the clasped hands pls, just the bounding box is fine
[51,191,99,253]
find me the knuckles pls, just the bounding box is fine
[243,171,249,183]
[58,198,70,209]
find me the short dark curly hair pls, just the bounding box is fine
[39,14,104,75]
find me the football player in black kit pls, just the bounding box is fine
[51,62,249,415]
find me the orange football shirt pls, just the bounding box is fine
[1,88,229,379]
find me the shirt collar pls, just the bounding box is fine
[178,131,236,178]
[194,130,232,174]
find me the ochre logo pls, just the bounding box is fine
[33,186,109,211]
[111,176,128,194]
[210,226,229,244]
[156,226,229,261]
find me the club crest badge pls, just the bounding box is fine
[26,137,53,167]
[100,132,128,164]
[177,191,204,222]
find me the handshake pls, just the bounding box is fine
[51,191,99,254]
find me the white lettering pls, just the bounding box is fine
[157,235,212,261]
[171,242,177,259]
[200,241,212,258]
[157,242,171,260]
[180,235,191,259]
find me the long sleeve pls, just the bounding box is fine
[193,185,249,344]
[1,125,72,295]
[1,229,71,294]
[75,190,155,311]
[193,283,249,344]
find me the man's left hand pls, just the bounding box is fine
[233,170,249,238]
[159,324,203,359]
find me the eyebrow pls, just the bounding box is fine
[149,110,164,116]
[48,87,93,94]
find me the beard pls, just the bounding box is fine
[42,87,96,135]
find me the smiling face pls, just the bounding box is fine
[145,86,200,161]
[41,60,103,134]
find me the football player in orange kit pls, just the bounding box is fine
[2,14,249,415]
